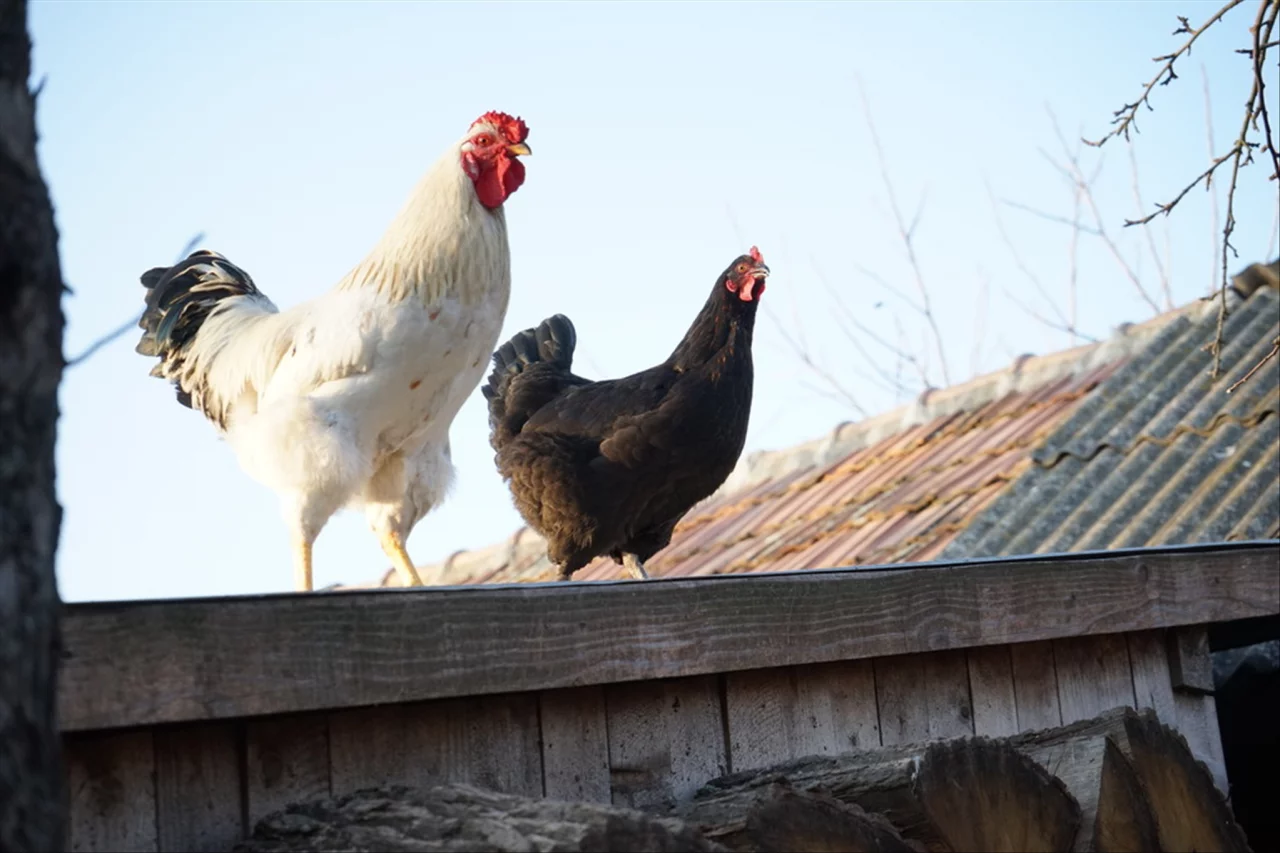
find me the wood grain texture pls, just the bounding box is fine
[1053,634,1137,724]
[605,676,727,810]
[154,722,243,853]
[875,650,973,745]
[1167,625,1215,693]
[66,731,157,853]
[967,645,1019,737]
[725,661,879,772]
[245,714,330,828]
[1127,631,1178,725]
[539,686,610,803]
[1009,641,1062,732]
[329,694,542,798]
[58,543,1280,731]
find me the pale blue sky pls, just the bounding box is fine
[31,1,1277,601]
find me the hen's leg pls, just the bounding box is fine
[622,553,649,580]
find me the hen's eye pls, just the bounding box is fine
[736,263,749,273]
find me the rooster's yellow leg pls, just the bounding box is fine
[379,531,425,587]
[293,538,314,593]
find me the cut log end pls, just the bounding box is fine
[743,784,922,853]
[1092,737,1159,853]
[915,738,1080,853]
[1121,710,1251,853]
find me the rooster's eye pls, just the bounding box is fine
[474,135,493,147]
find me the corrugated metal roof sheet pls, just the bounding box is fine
[942,286,1279,559]
[342,267,1278,590]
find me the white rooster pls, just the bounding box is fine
[135,111,531,592]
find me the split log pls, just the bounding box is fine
[679,737,1079,852]
[236,784,723,853]
[1009,706,1249,852]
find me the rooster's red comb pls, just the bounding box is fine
[472,111,529,144]
[749,246,764,264]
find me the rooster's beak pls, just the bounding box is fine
[506,142,532,157]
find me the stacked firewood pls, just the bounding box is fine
[239,707,1250,853]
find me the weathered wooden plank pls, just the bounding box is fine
[154,722,243,852]
[1167,625,1215,693]
[875,650,973,745]
[66,731,157,853]
[58,543,1280,731]
[1167,627,1229,795]
[245,714,330,828]
[329,694,542,798]
[1174,693,1229,796]
[967,646,1018,737]
[1009,641,1061,732]
[606,676,727,810]
[540,686,610,803]
[1053,634,1136,724]
[725,660,879,772]
[1127,630,1178,725]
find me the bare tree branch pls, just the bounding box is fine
[1126,139,1174,308]
[1203,65,1224,294]
[970,271,989,378]
[1226,334,1280,392]
[1208,0,1277,377]
[66,232,205,367]
[1047,108,1164,315]
[986,176,1094,343]
[856,77,951,386]
[996,198,1102,235]
[1085,0,1249,147]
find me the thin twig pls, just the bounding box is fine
[1226,335,1279,392]
[986,176,1089,342]
[1003,288,1100,344]
[1048,108,1164,315]
[811,260,925,394]
[1209,0,1275,378]
[996,198,1102,235]
[1127,138,1173,308]
[1251,0,1280,180]
[1203,64,1223,295]
[857,77,951,386]
[764,306,870,416]
[66,232,206,367]
[970,270,989,379]
[1085,0,1249,147]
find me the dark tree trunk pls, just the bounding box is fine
[0,0,67,849]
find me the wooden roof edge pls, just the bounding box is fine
[60,540,1280,734]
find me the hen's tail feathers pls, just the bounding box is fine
[482,314,577,446]
[483,313,576,401]
[136,249,266,412]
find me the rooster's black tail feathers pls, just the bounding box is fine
[136,250,262,411]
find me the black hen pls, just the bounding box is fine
[482,248,769,580]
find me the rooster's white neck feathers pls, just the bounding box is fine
[337,137,511,308]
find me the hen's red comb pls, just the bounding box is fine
[749,246,764,264]
[473,111,529,144]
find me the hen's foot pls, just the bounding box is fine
[622,553,649,580]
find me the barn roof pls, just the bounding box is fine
[344,262,1279,589]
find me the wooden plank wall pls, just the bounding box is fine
[64,628,1225,852]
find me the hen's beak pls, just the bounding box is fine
[753,263,771,278]
[507,142,532,157]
